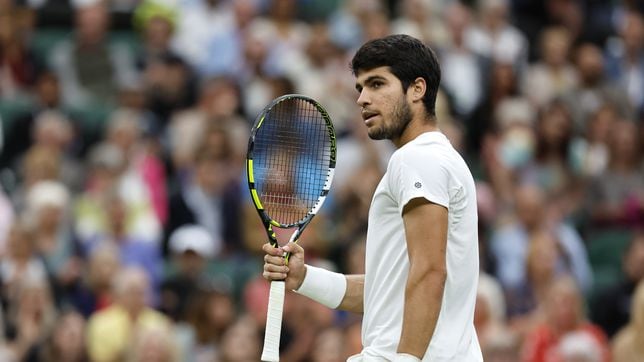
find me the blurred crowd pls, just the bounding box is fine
[0,0,643,360]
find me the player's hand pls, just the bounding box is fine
[262,242,306,291]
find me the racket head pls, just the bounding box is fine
[246,94,336,242]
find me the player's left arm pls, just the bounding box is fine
[397,197,448,360]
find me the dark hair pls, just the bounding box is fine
[351,34,441,117]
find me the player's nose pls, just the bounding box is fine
[356,89,370,108]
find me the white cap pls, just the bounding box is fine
[27,180,70,211]
[558,331,601,362]
[169,225,220,258]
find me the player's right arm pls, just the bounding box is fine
[262,242,364,314]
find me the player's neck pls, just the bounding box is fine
[392,116,439,148]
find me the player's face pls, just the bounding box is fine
[355,66,412,141]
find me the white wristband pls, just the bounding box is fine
[294,265,346,309]
[393,353,422,362]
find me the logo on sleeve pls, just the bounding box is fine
[414,182,422,188]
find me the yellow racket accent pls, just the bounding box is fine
[251,189,263,210]
[256,115,266,129]
[247,159,255,183]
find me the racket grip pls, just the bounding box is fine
[261,280,285,362]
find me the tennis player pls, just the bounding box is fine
[262,34,483,361]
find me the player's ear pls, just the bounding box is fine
[410,77,426,103]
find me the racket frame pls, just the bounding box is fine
[246,94,336,362]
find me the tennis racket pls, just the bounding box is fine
[246,94,336,362]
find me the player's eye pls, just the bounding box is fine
[372,81,383,89]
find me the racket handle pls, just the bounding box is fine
[261,280,285,362]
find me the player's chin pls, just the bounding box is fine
[367,127,388,140]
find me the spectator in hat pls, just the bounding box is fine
[24,181,81,304]
[159,224,220,321]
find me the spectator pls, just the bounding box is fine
[439,1,490,120]
[521,277,610,362]
[360,7,391,42]
[391,0,449,48]
[177,283,236,361]
[519,100,580,217]
[167,77,247,174]
[0,187,14,257]
[466,0,528,69]
[310,326,345,362]
[82,189,162,298]
[171,0,239,77]
[24,181,81,304]
[587,120,643,229]
[0,72,78,173]
[604,10,644,117]
[132,0,179,72]
[247,0,311,75]
[27,310,88,362]
[49,0,138,108]
[68,244,120,318]
[557,330,603,362]
[521,26,578,108]
[11,144,63,213]
[0,4,39,99]
[105,108,167,227]
[505,232,563,326]
[481,327,521,362]
[283,22,356,133]
[490,183,593,294]
[327,0,383,50]
[218,314,261,362]
[126,322,178,362]
[0,221,47,312]
[570,104,618,178]
[612,279,644,362]
[74,143,160,246]
[7,276,58,361]
[468,60,521,158]
[86,267,170,362]
[159,224,220,321]
[564,43,633,131]
[30,111,83,191]
[165,140,242,256]
[475,272,513,350]
[480,94,537,210]
[592,232,644,337]
[142,52,196,126]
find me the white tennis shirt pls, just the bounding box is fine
[360,131,482,361]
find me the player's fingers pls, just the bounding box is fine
[282,242,303,255]
[263,264,289,281]
[263,270,287,281]
[264,254,285,266]
[262,243,285,256]
[264,263,289,273]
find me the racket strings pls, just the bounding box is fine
[253,98,332,225]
